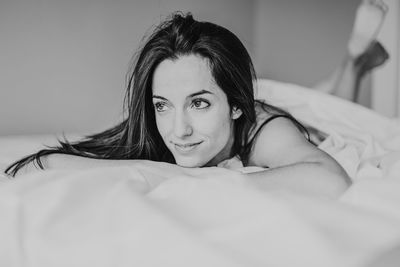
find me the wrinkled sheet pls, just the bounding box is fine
[1,79,400,267]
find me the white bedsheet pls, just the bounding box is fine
[1,79,400,267]
[1,166,400,267]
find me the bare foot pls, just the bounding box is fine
[347,0,388,58]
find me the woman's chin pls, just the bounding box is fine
[174,158,205,168]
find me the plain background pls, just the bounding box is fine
[0,0,360,136]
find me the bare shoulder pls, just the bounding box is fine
[247,116,327,168]
[248,101,278,139]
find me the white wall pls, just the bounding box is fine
[0,0,254,136]
[253,0,359,87]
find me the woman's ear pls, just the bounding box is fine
[231,106,243,120]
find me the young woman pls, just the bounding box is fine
[5,13,350,198]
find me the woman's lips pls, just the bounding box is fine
[173,141,203,153]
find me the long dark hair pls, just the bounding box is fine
[5,12,308,177]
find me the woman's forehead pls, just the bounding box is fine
[152,55,223,97]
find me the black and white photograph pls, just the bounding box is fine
[1,0,400,266]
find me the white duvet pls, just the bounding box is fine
[1,79,400,267]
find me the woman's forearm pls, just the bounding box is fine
[246,162,351,199]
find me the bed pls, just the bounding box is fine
[1,79,400,267]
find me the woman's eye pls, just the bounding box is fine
[154,102,167,112]
[192,99,210,109]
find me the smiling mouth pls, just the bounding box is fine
[173,141,203,153]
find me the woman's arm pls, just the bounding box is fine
[246,161,350,199]
[246,117,351,198]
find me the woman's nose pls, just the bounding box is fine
[173,112,193,138]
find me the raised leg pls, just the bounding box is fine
[314,0,389,102]
[348,0,388,58]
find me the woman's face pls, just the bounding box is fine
[152,54,241,167]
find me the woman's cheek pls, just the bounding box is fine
[155,115,170,138]
[195,109,229,135]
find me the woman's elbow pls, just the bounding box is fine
[316,159,352,198]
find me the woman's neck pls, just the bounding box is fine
[204,128,235,167]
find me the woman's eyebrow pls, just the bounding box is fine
[188,89,214,98]
[152,90,213,100]
[152,95,168,100]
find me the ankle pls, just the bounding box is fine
[353,41,389,76]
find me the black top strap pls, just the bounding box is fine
[248,114,299,146]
